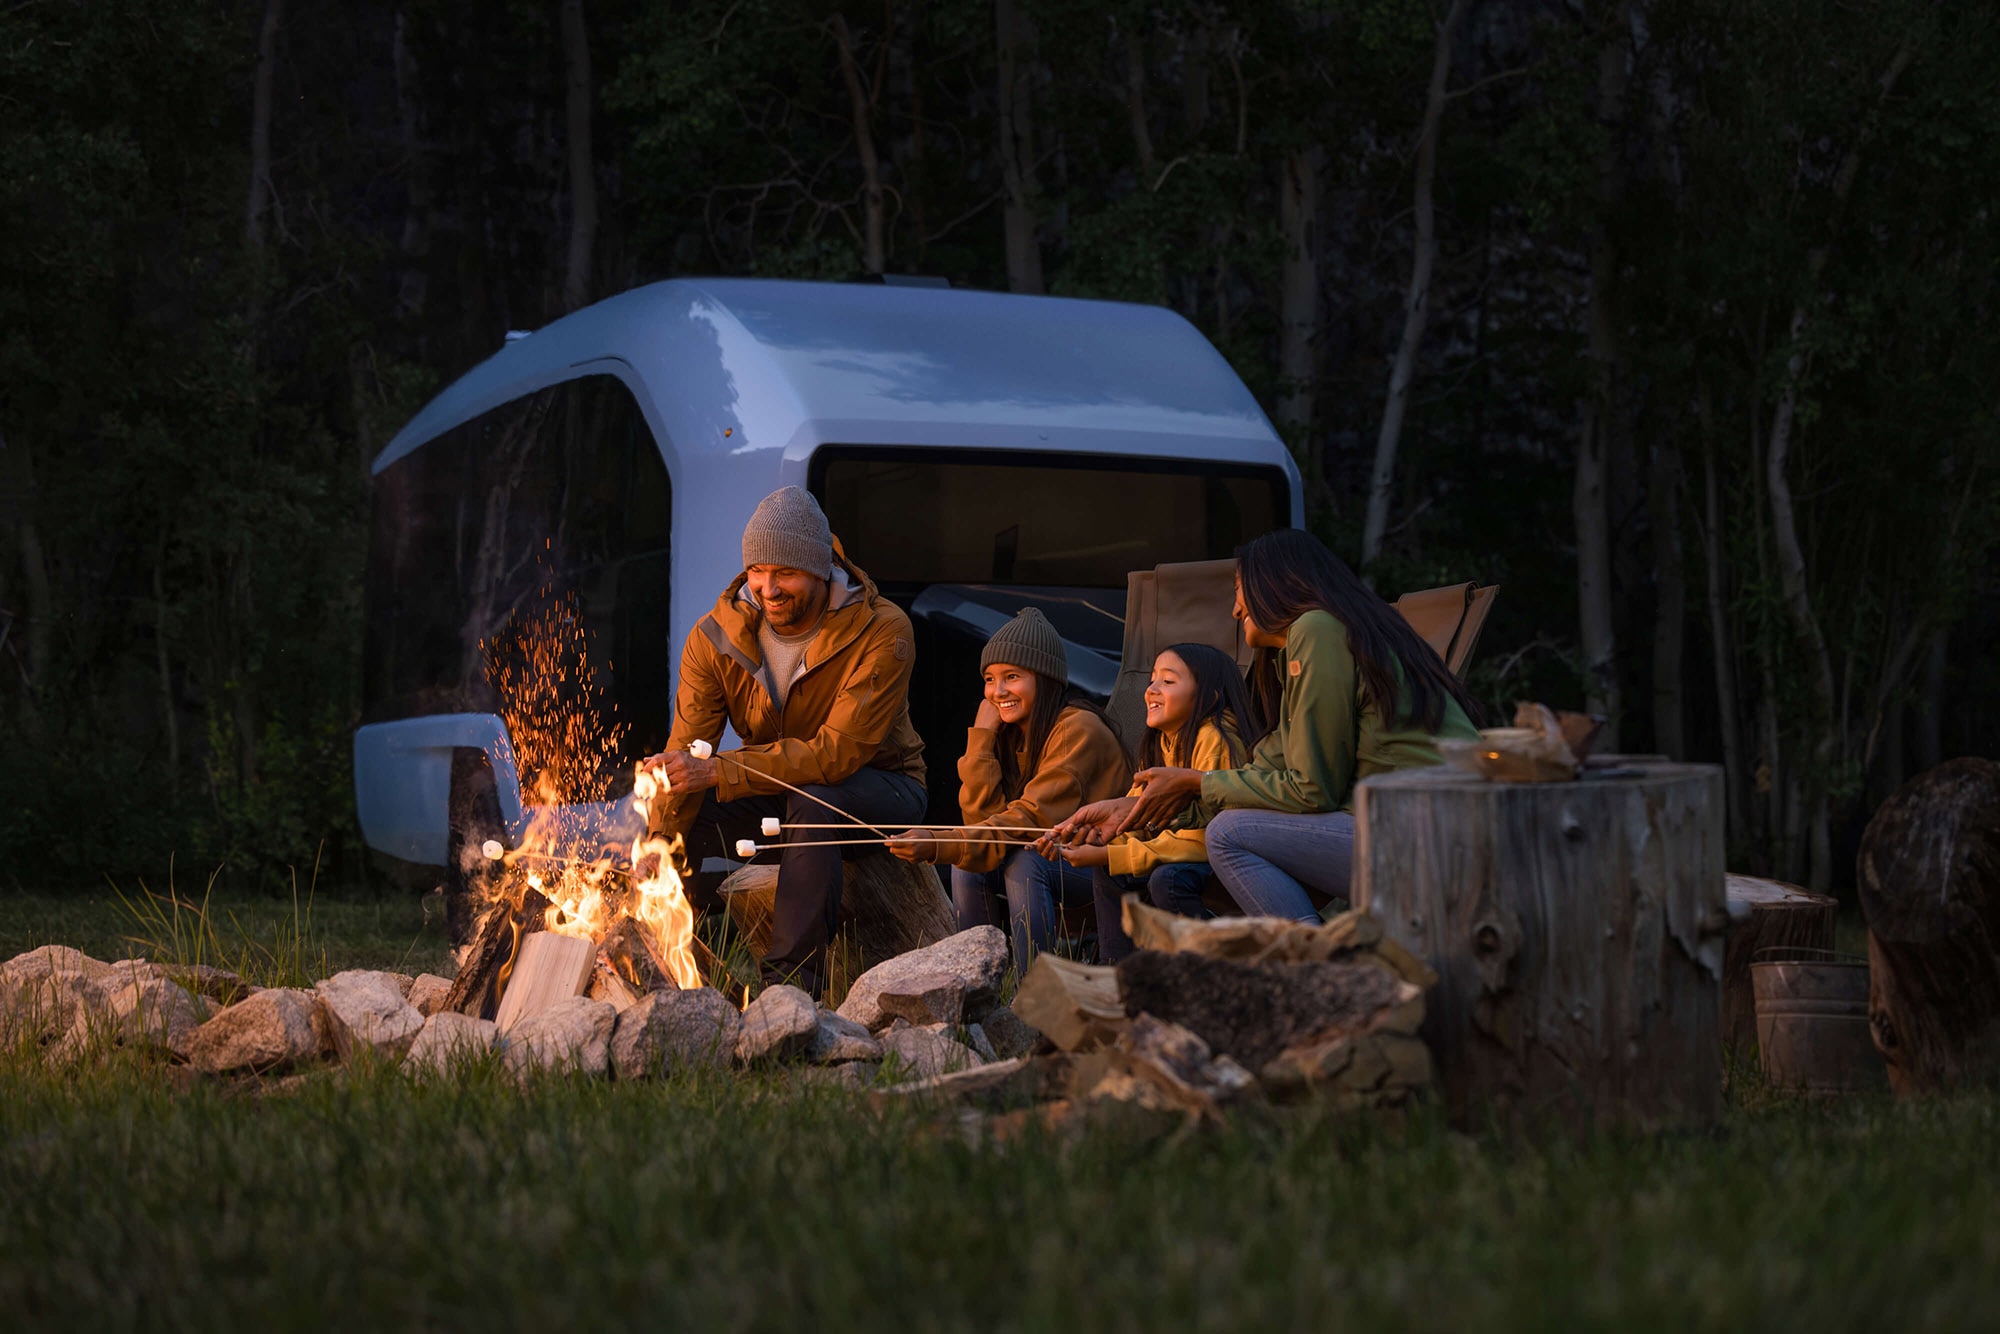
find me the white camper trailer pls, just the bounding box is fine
[354,278,1298,890]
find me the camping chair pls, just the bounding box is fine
[1105,559,1498,745]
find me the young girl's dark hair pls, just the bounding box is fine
[993,670,1119,800]
[1236,529,1482,731]
[1138,642,1265,770]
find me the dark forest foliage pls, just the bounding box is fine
[3,0,1996,893]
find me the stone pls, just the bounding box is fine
[609,987,742,1080]
[386,972,417,998]
[502,996,617,1078]
[878,1025,985,1083]
[873,969,968,1027]
[187,988,327,1074]
[405,973,455,1018]
[0,945,115,1041]
[836,926,1009,1031]
[965,1023,999,1064]
[811,1009,884,1064]
[158,963,258,1006]
[736,985,819,1065]
[104,974,204,1057]
[979,1005,1043,1060]
[315,970,426,1061]
[404,1011,499,1074]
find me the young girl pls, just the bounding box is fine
[1056,643,1258,962]
[887,607,1130,965]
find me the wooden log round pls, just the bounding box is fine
[1856,758,2000,1095]
[1722,874,1837,1054]
[1354,759,1726,1130]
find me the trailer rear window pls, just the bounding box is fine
[811,447,1287,588]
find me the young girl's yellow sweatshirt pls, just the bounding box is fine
[1104,713,1244,878]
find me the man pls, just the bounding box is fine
[643,486,926,995]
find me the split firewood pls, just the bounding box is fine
[1121,898,1435,986]
[443,884,554,1019]
[1012,955,1126,1052]
[1109,1015,1257,1118]
[586,962,640,1012]
[494,932,595,1032]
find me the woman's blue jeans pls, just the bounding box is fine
[951,848,1097,967]
[1203,807,1357,922]
[1091,862,1214,964]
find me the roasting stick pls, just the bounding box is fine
[759,820,1052,835]
[732,835,1033,858]
[651,739,895,841]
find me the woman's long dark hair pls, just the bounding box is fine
[1236,529,1482,732]
[1139,642,1265,770]
[993,671,1117,799]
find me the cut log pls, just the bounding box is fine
[1722,874,1836,1053]
[1012,955,1126,1052]
[1354,758,1727,1130]
[494,931,594,1032]
[720,854,956,995]
[443,885,552,1020]
[1856,758,2000,1095]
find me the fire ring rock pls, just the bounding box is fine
[837,926,1008,1032]
[610,988,743,1080]
[873,970,968,1027]
[404,1011,499,1075]
[187,988,328,1074]
[810,1009,884,1064]
[502,996,618,1078]
[879,1025,985,1083]
[736,985,820,1065]
[316,970,426,1061]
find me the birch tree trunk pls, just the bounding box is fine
[1359,0,1465,568]
[1574,0,1633,748]
[1764,42,1914,889]
[1650,435,1686,758]
[559,0,597,312]
[994,0,1043,294]
[833,14,886,275]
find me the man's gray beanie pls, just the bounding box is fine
[741,486,834,578]
[981,607,1067,682]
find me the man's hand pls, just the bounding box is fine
[1041,796,1138,855]
[886,828,939,863]
[1119,767,1203,835]
[1058,842,1109,869]
[641,747,719,795]
[973,698,1003,732]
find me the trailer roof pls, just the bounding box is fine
[373,278,1286,475]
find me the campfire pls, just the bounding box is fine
[444,595,709,1026]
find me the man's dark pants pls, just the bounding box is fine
[682,766,927,993]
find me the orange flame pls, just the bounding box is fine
[481,591,702,991]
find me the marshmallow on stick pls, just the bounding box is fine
[761,817,782,837]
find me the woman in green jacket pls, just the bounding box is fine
[1050,529,1480,921]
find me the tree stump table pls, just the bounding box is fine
[1354,759,1726,1130]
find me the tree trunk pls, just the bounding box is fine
[1916,630,1947,770]
[1276,146,1324,502]
[558,0,597,312]
[1649,434,1686,758]
[833,14,886,275]
[1359,0,1465,568]
[1721,874,1835,1053]
[1123,28,1157,181]
[994,0,1043,294]
[1354,759,1727,1131]
[245,0,283,261]
[392,8,432,321]
[1698,390,1750,840]
[1763,42,1914,890]
[154,524,179,777]
[1857,758,2000,1095]
[0,433,52,721]
[1573,0,1633,747]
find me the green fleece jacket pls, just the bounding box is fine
[1196,610,1477,817]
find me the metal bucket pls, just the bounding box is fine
[1751,950,1887,1095]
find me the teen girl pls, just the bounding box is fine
[888,608,1130,964]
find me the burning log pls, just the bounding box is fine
[494,932,595,1031]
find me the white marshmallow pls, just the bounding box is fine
[688,739,714,759]
[481,840,504,861]
[761,817,782,837]
[735,839,758,859]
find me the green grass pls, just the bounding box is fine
[6,894,2000,1331]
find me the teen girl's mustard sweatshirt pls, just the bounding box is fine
[1104,712,1245,878]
